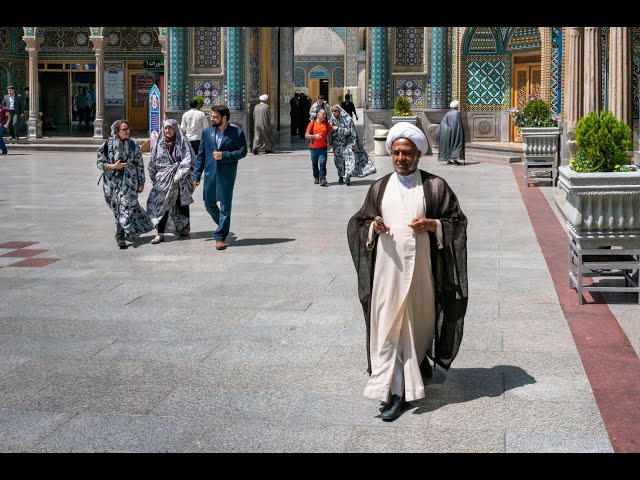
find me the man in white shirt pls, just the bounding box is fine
[180,100,210,154]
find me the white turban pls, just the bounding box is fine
[259,94,268,102]
[385,122,428,157]
[450,100,460,109]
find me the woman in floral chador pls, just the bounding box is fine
[146,118,195,244]
[96,120,154,249]
[329,105,376,185]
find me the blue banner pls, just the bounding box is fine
[148,84,161,150]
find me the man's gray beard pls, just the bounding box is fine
[394,156,419,176]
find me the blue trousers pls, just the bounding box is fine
[205,200,232,242]
[0,125,7,153]
[310,147,327,180]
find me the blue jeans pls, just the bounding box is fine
[310,147,327,180]
[0,125,7,153]
[205,200,232,242]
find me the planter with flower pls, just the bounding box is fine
[558,110,640,245]
[391,95,417,125]
[509,97,560,184]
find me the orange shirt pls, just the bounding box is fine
[307,120,330,149]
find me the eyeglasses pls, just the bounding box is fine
[332,110,339,113]
[119,127,130,131]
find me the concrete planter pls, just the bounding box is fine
[557,165,640,246]
[521,127,560,184]
[391,115,417,125]
[521,127,560,156]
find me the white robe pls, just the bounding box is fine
[363,171,442,403]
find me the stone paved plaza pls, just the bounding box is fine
[0,144,638,453]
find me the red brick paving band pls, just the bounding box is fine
[514,164,640,453]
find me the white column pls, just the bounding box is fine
[24,36,43,139]
[583,27,601,115]
[608,27,632,125]
[90,36,105,138]
[565,27,584,128]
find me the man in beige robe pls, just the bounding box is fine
[347,122,468,422]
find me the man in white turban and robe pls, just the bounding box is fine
[438,100,466,165]
[252,94,274,155]
[347,122,468,422]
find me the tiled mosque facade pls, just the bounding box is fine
[0,26,637,158]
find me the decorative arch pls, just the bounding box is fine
[505,27,541,51]
[464,27,500,54]
[309,65,329,79]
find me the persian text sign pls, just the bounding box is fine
[149,84,161,150]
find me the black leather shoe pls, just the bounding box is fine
[313,178,319,184]
[265,150,274,154]
[345,176,351,186]
[338,177,344,184]
[117,238,127,249]
[252,149,259,155]
[381,394,406,421]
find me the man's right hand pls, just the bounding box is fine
[193,179,200,188]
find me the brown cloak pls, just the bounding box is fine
[347,170,468,374]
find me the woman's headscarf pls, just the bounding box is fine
[328,104,352,128]
[109,119,133,162]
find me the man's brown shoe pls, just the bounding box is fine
[215,240,227,250]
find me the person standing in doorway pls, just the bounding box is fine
[305,108,331,187]
[3,86,24,140]
[252,94,274,155]
[180,99,210,155]
[438,100,466,165]
[193,105,248,251]
[297,92,311,139]
[347,122,468,422]
[290,92,300,137]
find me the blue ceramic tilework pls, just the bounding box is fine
[395,78,424,107]
[395,27,423,66]
[194,79,221,108]
[467,58,506,107]
[194,27,221,69]
[506,27,541,51]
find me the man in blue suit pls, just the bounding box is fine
[193,105,248,250]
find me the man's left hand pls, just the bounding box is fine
[137,184,144,193]
[409,217,435,234]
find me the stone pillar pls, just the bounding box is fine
[226,27,244,111]
[565,27,583,158]
[608,27,632,125]
[345,27,358,88]
[430,27,448,109]
[167,27,187,111]
[583,27,601,115]
[90,36,105,139]
[565,27,584,128]
[158,33,168,119]
[370,27,388,110]
[24,36,42,139]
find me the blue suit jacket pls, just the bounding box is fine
[193,124,247,205]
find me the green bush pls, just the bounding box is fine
[193,96,205,109]
[510,97,558,128]
[394,95,413,116]
[571,111,633,172]
[338,94,344,104]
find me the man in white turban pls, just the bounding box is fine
[347,121,468,422]
[252,94,274,155]
[438,99,466,165]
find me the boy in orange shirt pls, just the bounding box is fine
[304,109,331,186]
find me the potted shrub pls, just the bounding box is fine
[557,110,640,241]
[392,95,417,125]
[509,97,561,184]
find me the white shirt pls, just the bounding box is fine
[180,109,210,142]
